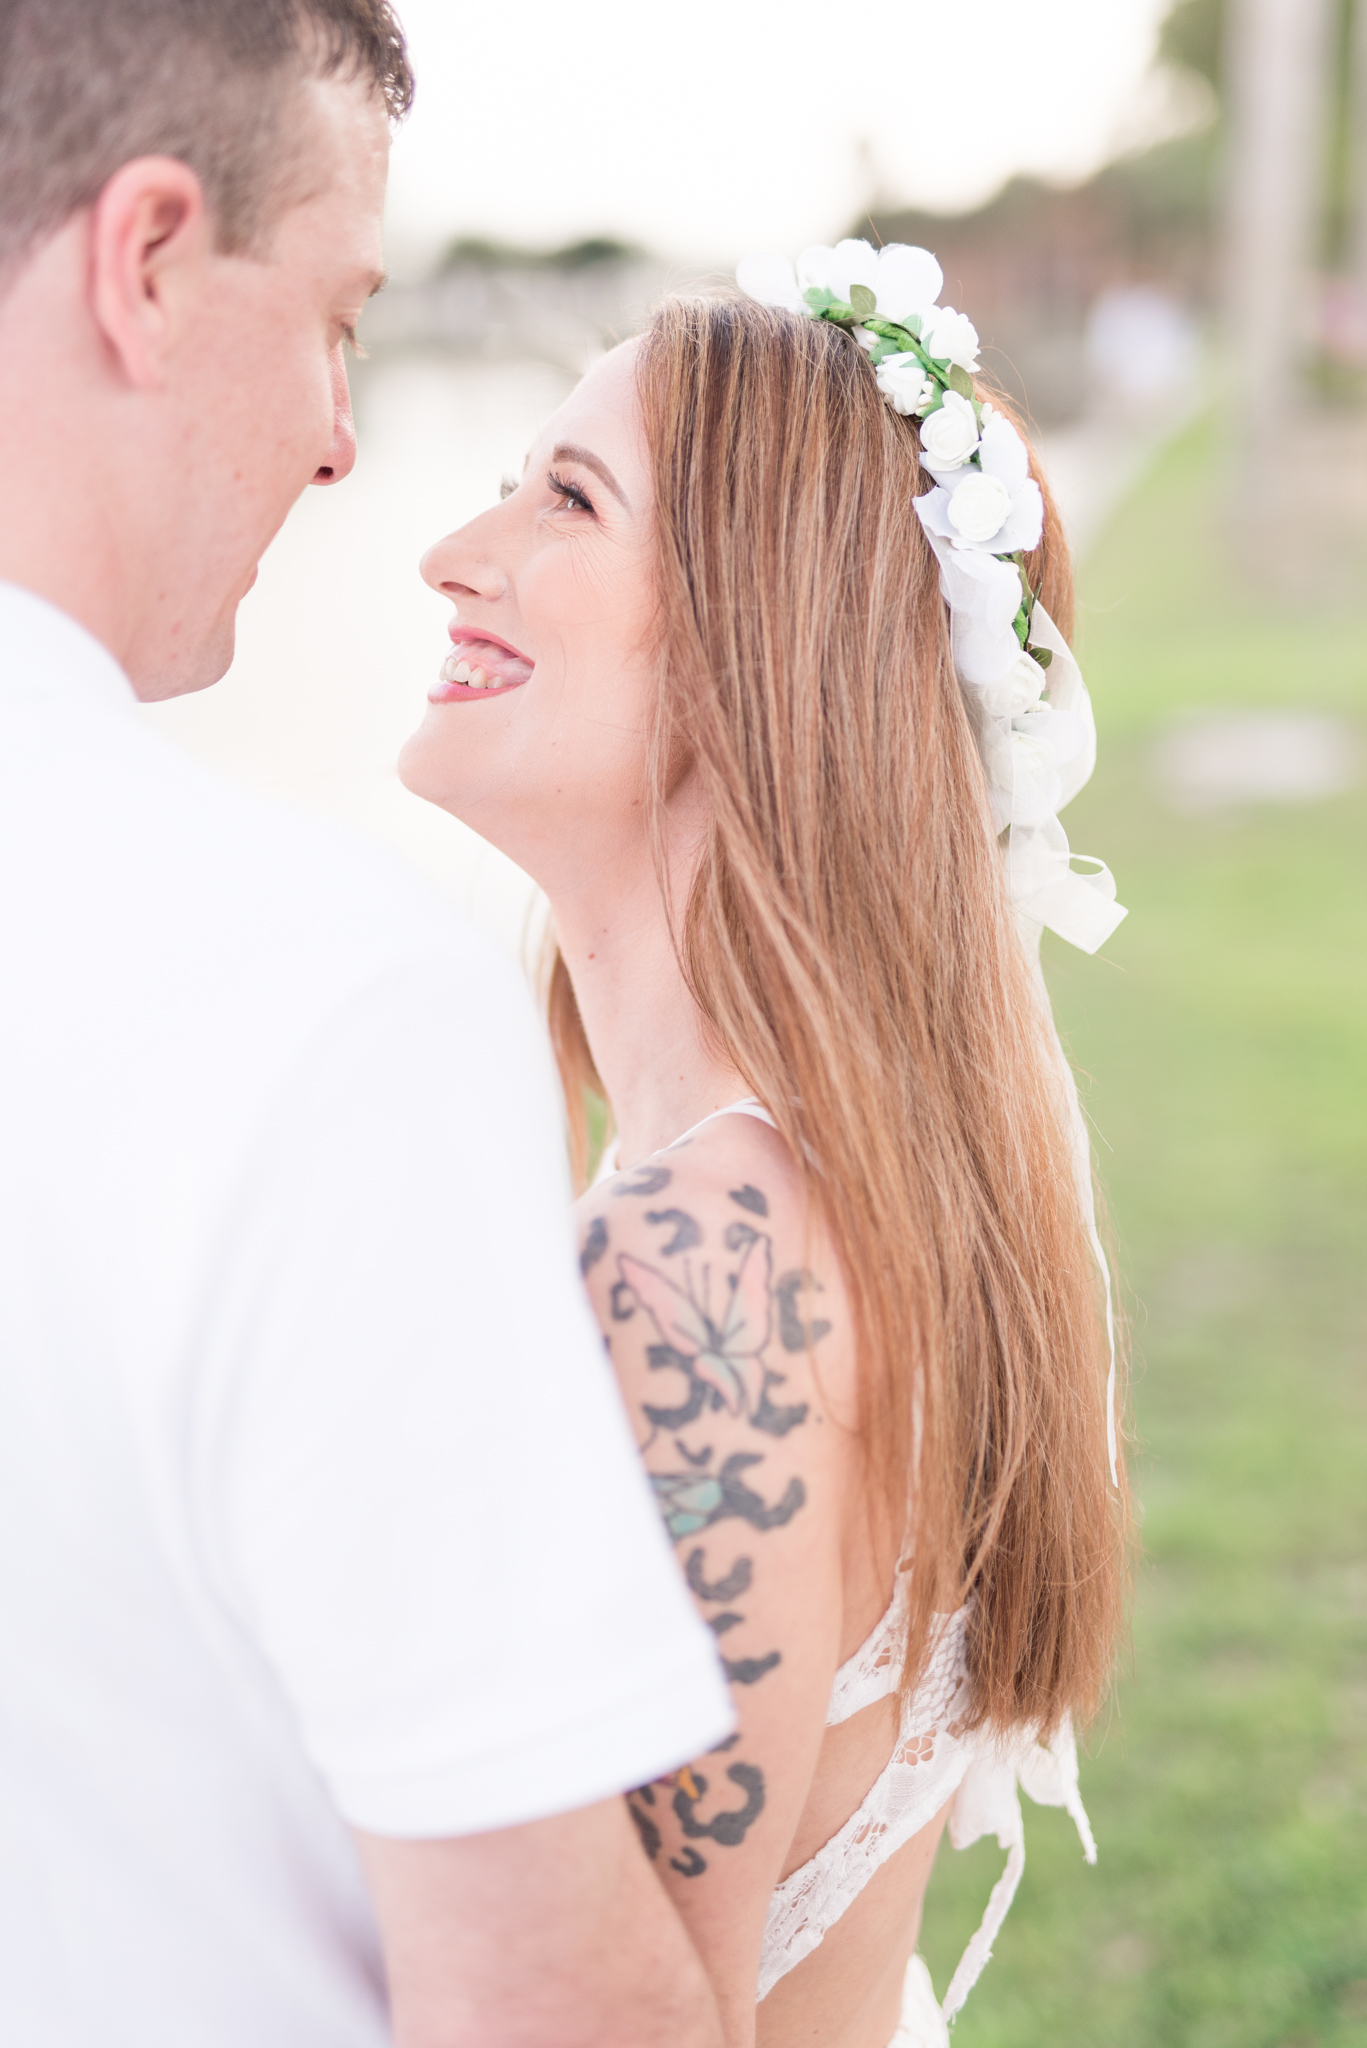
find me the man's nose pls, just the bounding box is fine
[312,352,358,486]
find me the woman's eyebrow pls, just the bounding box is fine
[549,442,631,511]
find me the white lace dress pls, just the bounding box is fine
[759,1574,1097,2045]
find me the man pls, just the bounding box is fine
[0,5,733,2044]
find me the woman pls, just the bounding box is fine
[399,242,1129,2048]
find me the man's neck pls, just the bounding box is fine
[0,220,171,688]
[0,225,142,677]
[0,522,131,677]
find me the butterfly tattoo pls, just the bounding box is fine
[617,1235,774,1421]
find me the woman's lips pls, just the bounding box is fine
[428,634,534,703]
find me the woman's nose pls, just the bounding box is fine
[420,524,509,602]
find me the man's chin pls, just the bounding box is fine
[131,616,237,703]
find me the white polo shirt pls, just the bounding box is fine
[0,583,731,2047]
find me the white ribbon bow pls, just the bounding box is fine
[915,518,1127,959]
[915,517,1125,1486]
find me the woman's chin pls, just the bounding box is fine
[396,722,522,862]
[396,724,441,805]
[395,720,481,821]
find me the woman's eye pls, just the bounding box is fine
[546,469,595,515]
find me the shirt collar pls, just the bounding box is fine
[0,580,138,718]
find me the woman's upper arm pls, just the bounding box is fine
[576,1148,855,2034]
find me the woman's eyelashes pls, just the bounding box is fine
[546,469,596,516]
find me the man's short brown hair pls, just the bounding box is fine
[0,0,413,275]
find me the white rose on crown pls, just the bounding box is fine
[919,304,981,373]
[875,351,937,416]
[916,414,1044,556]
[917,390,980,470]
[736,238,944,325]
[947,472,1012,544]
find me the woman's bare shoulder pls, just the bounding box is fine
[574,1114,857,1445]
[571,1119,863,2008]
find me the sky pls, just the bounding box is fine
[383,0,1194,275]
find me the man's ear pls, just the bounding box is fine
[89,156,211,391]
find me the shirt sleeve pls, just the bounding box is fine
[199,938,733,1837]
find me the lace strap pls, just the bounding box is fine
[666,1096,777,1144]
[825,1580,911,1725]
[596,1098,778,1185]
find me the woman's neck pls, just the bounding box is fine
[547,855,749,1169]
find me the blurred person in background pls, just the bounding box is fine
[400,285,1131,2048]
[0,4,738,2045]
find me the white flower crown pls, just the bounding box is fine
[736,236,1126,961]
[738,239,1126,1485]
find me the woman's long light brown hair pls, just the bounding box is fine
[550,294,1128,1734]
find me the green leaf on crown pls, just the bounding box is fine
[946,364,975,399]
[849,283,877,318]
[803,286,836,313]
[1028,645,1054,669]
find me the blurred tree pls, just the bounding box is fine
[1158,0,1226,92]
[437,233,644,274]
[1160,0,1364,273]
[1355,0,1367,295]
[1323,0,1361,269]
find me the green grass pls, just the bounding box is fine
[917,416,1367,2047]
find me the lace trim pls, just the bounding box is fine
[758,1594,1098,2024]
[759,1608,974,2002]
[825,1575,915,1726]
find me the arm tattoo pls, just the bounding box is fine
[617,1232,775,1420]
[614,1164,672,1198]
[650,1452,804,1542]
[775,1268,832,1350]
[627,1794,662,1861]
[612,1183,834,1879]
[579,1216,608,1276]
[674,1761,766,1845]
[627,1757,768,1876]
[751,1372,810,1438]
[644,1207,703,1255]
[641,1345,709,1432]
[721,1650,782,1686]
[685,1549,753,1601]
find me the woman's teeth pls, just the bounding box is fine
[440,652,503,689]
[435,636,537,696]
